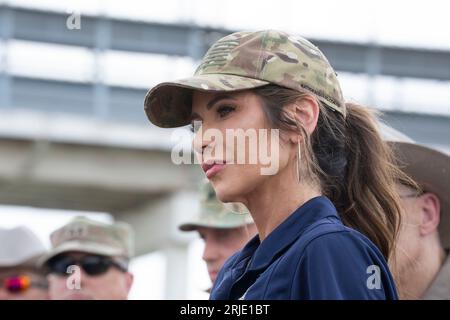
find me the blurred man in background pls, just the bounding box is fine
[179,181,257,286]
[0,226,48,300]
[41,216,134,300]
[382,124,450,299]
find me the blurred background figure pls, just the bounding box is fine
[381,124,450,299]
[179,181,257,286]
[0,226,48,300]
[41,216,134,300]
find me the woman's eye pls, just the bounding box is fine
[217,105,235,118]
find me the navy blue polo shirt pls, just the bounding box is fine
[210,196,398,300]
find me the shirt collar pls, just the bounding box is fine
[234,196,340,272]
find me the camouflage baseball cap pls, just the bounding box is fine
[179,180,253,231]
[144,29,345,128]
[40,216,134,266]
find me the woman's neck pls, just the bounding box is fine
[245,163,321,241]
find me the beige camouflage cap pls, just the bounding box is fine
[40,216,134,266]
[144,29,345,128]
[179,180,253,231]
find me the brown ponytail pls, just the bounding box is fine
[340,103,405,259]
[254,85,412,260]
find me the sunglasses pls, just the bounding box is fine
[2,275,48,293]
[46,254,128,276]
[399,191,425,199]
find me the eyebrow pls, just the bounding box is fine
[190,94,237,122]
[206,94,236,110]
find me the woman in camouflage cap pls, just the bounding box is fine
[145,30,409,300]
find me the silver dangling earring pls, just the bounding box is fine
[296,136,302,183]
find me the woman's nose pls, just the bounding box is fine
[192,124,212,156]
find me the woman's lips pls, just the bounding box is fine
[201,161,226,179]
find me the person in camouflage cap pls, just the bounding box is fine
[144,30,405,300]
[41,216,134,300]
[179,180,257,284]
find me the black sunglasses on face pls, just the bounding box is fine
[46,254,128,276]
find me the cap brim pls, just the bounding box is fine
[179,220,254,232]
[38,241,126,267]
[390,141,450,248]
[0,254,45,270]
[144,74,269,128]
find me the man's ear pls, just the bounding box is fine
[125,272,134,294]
[286,95,320,144]
[418,192,441,236]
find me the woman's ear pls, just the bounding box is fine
[287,95,320,144]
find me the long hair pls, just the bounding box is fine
[253,84,414,260]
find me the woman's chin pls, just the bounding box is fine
[213,183,244,204]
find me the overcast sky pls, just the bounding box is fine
[2,0,449,115]
[5,0,450,50]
